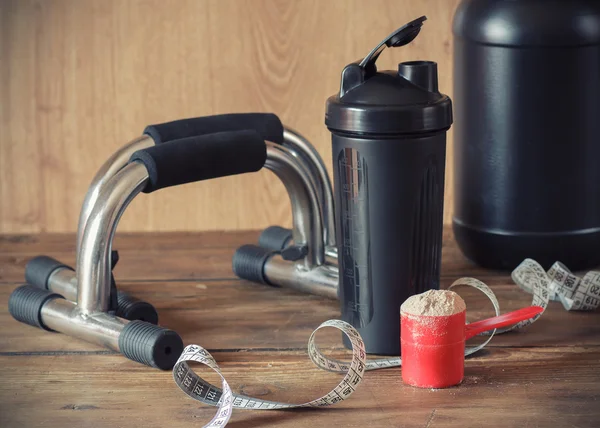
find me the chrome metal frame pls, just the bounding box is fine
[273,128,338,263]
[263,256,338,299]
[38,162,149,349]
[65,127,339,302]
[51,136,337,324]
[265,142,324,268]
[34,127,339,336]
[73,144,335,311]
[19,122,342,366]
[77,162,149,313]
[75,128,338,268]
[75,136,154,264]
[261,142,338,299]
[282,128,336,251]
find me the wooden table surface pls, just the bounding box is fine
[1,228,599,428]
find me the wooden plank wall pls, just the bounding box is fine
[0,0,461,234]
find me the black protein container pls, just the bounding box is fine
[325,17,453,355]
[453,0,600,270]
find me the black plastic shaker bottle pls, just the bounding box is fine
[325,17,453,355]
[453,0,600,271]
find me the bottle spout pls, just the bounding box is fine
[398,61,439,92]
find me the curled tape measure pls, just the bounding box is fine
[174,320,366,427]
[525,259,600,311]
[173,258,588,427]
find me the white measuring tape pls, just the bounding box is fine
[174,320,367,427]
[172,258,596,427]
[527,259,600,311]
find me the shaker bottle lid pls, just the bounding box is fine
[325,16,453,135]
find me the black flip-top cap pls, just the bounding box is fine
[325,17,453,135]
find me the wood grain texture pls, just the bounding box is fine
[0,0,461,233]
[1,228,600,427]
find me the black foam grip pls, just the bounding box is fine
[129,130,266,193]
[144,113,284,145]
[118,320,183,370]
[258,226,293,251]
[25,256,71,289]
[232,245,274,285]
[8,285,64,331]
[116,292,159,325]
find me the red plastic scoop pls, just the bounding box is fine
[401,305,544,389]
[464,306,544,340]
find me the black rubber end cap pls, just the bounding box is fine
[258,226,293,251]
[232,244,273,285]
[25,256,71,289]
[116,292,159,325]
[8,285,64,330]
[118,320,183,370]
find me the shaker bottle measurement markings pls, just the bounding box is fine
[339,148,373,327]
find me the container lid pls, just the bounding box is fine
[325,17,453,135]
[453,0,600,47]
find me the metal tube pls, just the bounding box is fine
[325,250,338,266]
[48,267,78,301]
[265,143,325,267]
[283,128,336,249]
[51,257,341,304]
[263,255,338,299]
[75,135,154,263]
[76,162,149,314]
[41,298,128,351]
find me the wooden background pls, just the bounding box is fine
[0,0,461,234]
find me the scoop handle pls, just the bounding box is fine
[464,306,544,340]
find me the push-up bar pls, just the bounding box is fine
[25,114,338,316]
[10,113,337,369]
